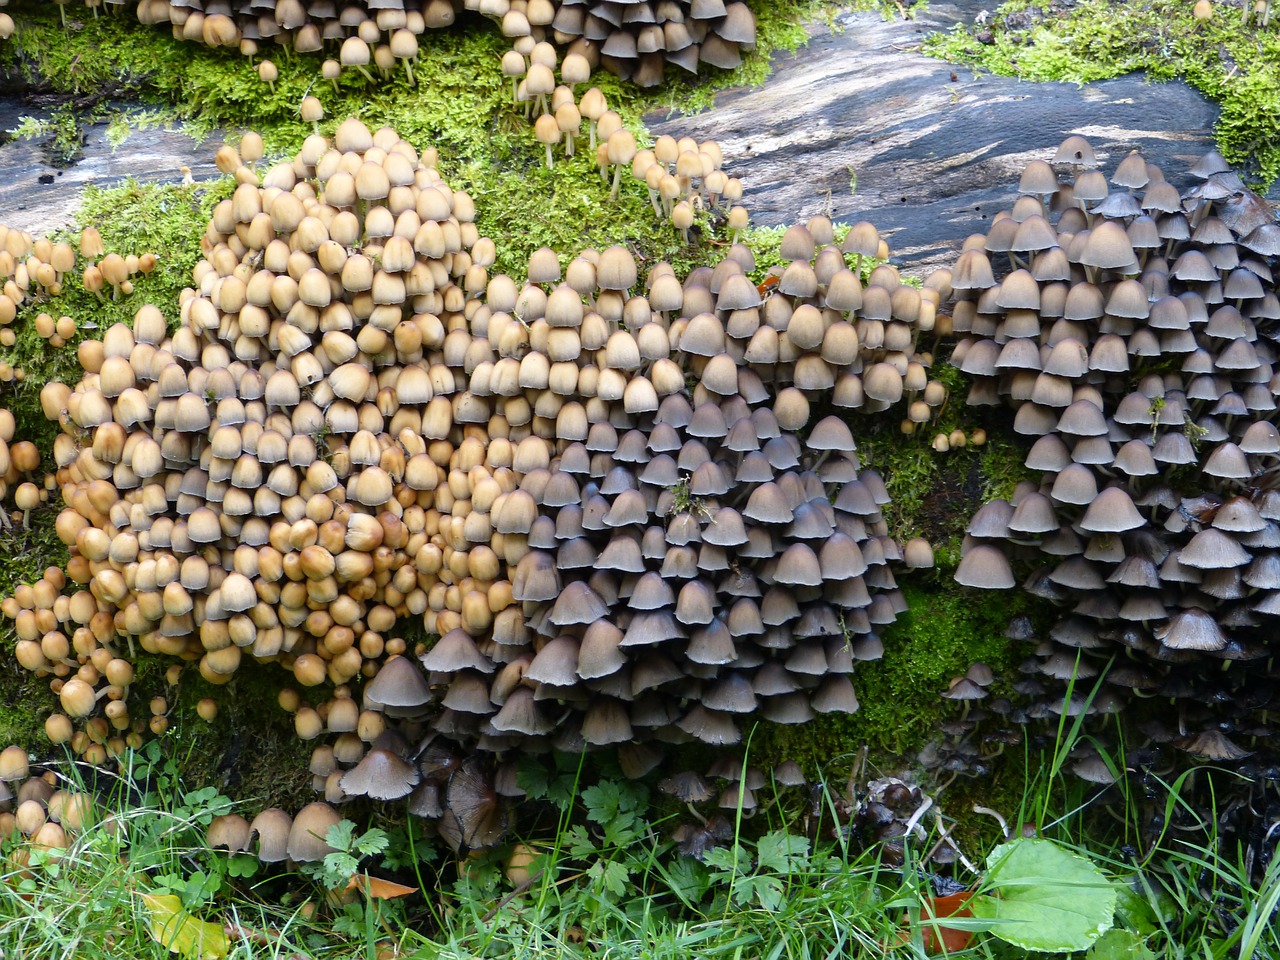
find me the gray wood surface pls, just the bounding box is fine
[649,2,1227,275]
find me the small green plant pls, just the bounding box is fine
[303,820,391,891]
[668,475,712,520]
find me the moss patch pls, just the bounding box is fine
[753,582,1034,775]
[923,0,1280,187]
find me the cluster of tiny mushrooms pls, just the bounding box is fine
[0,0,756,90]
[949,135,1280,776]
[0,1,759,243]
[0,111,955,855]
[5,0,1280,865]
[0,222,162,530]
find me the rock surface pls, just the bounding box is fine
[0,1,1234,276]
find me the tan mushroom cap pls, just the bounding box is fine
[286,802,342,862]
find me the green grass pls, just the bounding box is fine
[924,0,1280,187]
[0,742,342,960]
[1,712,1276,960]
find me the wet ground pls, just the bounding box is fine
[0,1,1257,277]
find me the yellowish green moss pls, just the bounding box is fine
[924,0,1280,187]
[753,583,1035,771]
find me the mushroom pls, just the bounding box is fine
[286,802,341,862]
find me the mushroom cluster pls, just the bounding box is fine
[472,0,757,87]
[0,221,161,526]
[948,136,1280,769]
[132,0,461,57]
[205,800,342,863]
[2,120,948,843]
[0,745,102,878]
[1,222,156,345]
[505,45,750,241]
[30,0,756,91]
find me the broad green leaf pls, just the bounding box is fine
[1112,881,1160,936]
[587,859,630,897]
[756,830,810,874]
[141,893,229,960]
[748,875,785,911]
[1086,928,1156,960]
[970,838,1116,952]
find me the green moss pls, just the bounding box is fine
[161,659,317,809]
[923,0,1280,187]
[753,583,1030,773]
[978,433,1034,502]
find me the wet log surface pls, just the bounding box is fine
[0,1,1253,277]
[648,0,1234,275]
[0,97,220,237]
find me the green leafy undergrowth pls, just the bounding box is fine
[924,0,1280,187]
[425,755,1132,959]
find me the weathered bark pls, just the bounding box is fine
[648,1,1224,275]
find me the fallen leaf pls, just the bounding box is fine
[345,873,417,900]
[140,893,230,960]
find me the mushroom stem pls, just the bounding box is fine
[545,144,554,169]
[610,163,623,200]
[21,508,30,530]
[312,120,320,137]
[355,64,376,84]
[901,796,934,839]
[403,60,415,87]
[973,804,1010,838]
[684,802,706,825]
[267,80,276,94]
[648,188,661,218]
[925,810,980,875]
[563,132,574,157]
[59,3,67,28]
[511,77,518,106]
[588,120,597,153]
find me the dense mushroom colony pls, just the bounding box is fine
[21,0,755,90]
[489,0,758,87]
[0,746,103,875]
[949,136,1280,771]
[0,221,160,527]
[1,119,951,845]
